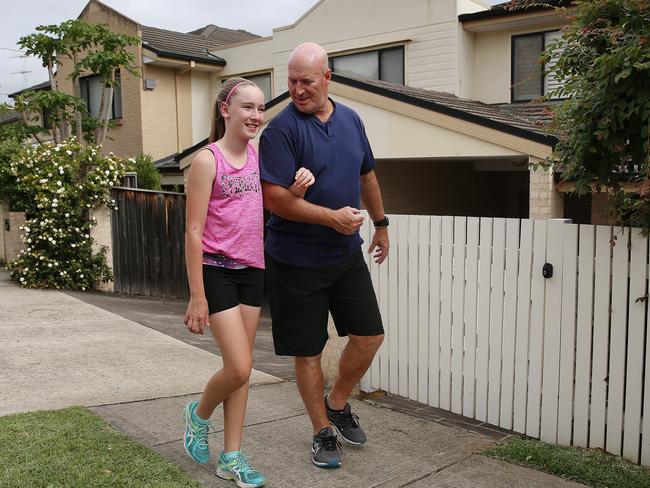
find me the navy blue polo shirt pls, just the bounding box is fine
[259,100,376,267]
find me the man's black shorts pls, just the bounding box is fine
[203,265,264,315]
[266,249,384,356]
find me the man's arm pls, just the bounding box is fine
[360,170,389,264]
[262,181,364,236]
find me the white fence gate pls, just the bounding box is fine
[359,215,650,466]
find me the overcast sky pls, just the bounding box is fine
[0,0,502,104]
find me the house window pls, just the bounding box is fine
[512,31,564,102]
[241,73,272,102]
[80,70,123,119]
[329,46,404,85]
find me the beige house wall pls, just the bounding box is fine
[269,0,459,96]
[471,22,567,104]
[213,38,274,79]
[141,65,185,160]
[334,94,523,160]
[191,71,213,144]
[64,1,144,157]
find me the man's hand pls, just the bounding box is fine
[368,227,389,264]
[330,207,364,235]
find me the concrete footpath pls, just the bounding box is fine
[0,269,584,487]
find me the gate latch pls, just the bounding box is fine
[542,263,553,279]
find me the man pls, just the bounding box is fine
[259,42,389,469]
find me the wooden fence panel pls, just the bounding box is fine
[111,188,188,299]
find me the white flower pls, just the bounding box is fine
[66,150,72,155]
[65,213,70,218]
[48,263,52,268]
[48,173,52,177]
[57,181,62,186]
[19,277,25,282]
[80,274,84,278]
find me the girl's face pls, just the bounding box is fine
[222,85,265,140]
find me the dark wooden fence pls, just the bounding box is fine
[111,187,189,299]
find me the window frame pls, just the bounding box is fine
[79,70,123,120]
[510,30,562,103]
[329,44,405,85]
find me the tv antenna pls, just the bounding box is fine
[11,53,32,87]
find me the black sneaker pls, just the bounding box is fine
[325,396,367,445]
[312,427,341,468]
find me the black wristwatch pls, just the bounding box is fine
[373,216,389,227]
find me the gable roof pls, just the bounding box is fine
[9,80,52,99]
[330,73,556,146]
[459,0,572,22]
[186,24,260,46]
[141,26,227,65]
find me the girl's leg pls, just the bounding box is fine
[221,304,261,451]
[195,306,254,421]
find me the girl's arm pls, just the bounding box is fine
[184,149,215,335]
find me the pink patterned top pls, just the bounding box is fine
[201,143,264,269]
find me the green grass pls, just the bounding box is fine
[484,437,650,488]
[0,406,203,488]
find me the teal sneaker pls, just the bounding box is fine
[217,451,266,488]
[183,400,212,464]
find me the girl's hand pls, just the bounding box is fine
[184,295,209,335]
[289,167,315,198]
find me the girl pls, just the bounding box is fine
[183,77,314,487]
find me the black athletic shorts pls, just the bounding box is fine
[202,265,264,315]
[265,249,384,356]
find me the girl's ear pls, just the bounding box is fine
[220,101,230,119]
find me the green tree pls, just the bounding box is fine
[514,0,650,228]
[130,154,162,191]
[16,19,140,145]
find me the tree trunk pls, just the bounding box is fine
[47,59,60,144]
[100,84,114,145]
[97,71,115,145]
[72,53,84,143]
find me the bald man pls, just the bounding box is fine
[259,42,389,469]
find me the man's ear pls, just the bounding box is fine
[324,68,332,84]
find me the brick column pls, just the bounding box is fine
[529,156,563,220]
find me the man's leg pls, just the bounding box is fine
[295,354,329,434]
[327,333,384,410]
[326,251,385,444]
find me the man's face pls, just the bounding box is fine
[287,58,330,115]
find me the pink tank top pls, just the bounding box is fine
[201,143,264,269]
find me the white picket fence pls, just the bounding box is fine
[359,215,650,466]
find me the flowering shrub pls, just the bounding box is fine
[7,138,128,289]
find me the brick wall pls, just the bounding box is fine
[529,161,563,220]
